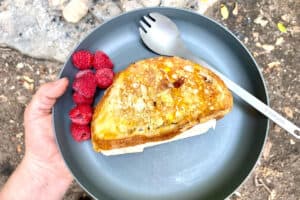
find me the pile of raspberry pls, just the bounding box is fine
[69,50,114,142]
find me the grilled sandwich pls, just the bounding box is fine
[91,56,233,154]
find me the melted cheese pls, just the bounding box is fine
[101,119,216,156]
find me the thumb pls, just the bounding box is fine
[25,78,69,120]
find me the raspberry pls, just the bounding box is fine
[72,92,93,104]
[92,51,113,70]
[72,72,97,98]
[69,104,93,125]
[70,123,91,142]
[75,69,94,79]
[72,50,93,70]
[95,68,114,88]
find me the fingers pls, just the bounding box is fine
[25,78,69,120]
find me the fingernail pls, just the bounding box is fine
[54,77,67,85]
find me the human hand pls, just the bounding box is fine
[23,78,72,182]
[0,78,73,200]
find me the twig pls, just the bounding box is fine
[254,175,272,194]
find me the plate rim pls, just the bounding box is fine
[53,6,270,200]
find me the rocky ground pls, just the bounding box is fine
[0,0,299,200]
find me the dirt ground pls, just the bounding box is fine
[0,0,299,199]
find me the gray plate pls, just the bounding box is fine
[53,7,269,200]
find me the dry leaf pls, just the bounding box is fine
[262,141,272,159]
[220,4,229,20]
[232,2,238,16]
[277,22,287,33]
[23,75,34,83]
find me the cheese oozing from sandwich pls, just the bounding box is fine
[101,119,216,156]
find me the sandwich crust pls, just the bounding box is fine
[91,56,233,151]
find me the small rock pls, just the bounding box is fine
[267,61,280,68]
[290,139,295,145]
[121,0,144,12]
[235,15,243,24]
[161,0,187,8]
[252,32,259,41]
[197,0,218,14]
[16,132,23,138]
[233,191,241,197]
[274,125,281,133]
[262,44,275,52]
[283,107,293,118]
[48,0,68,9]
[63,0,89,23]
[0,95,8,102]
[16,63,24,69]
[9,119,15,124]
[91,1,122,21]
[281,14,291,22]
[17,95,28,104]
[3,77,8,84]
[9,86,15,90]
[242,16,252,26]
[17,144,22,153]
[254,15,268,27]
[141,0,161,7]
[255,42,262,47]
[275,37,284,46]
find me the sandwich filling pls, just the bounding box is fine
[101,119,216,156]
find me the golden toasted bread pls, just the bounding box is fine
[91,56,233,152]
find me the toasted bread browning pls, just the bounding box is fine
[92,57,233,151]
